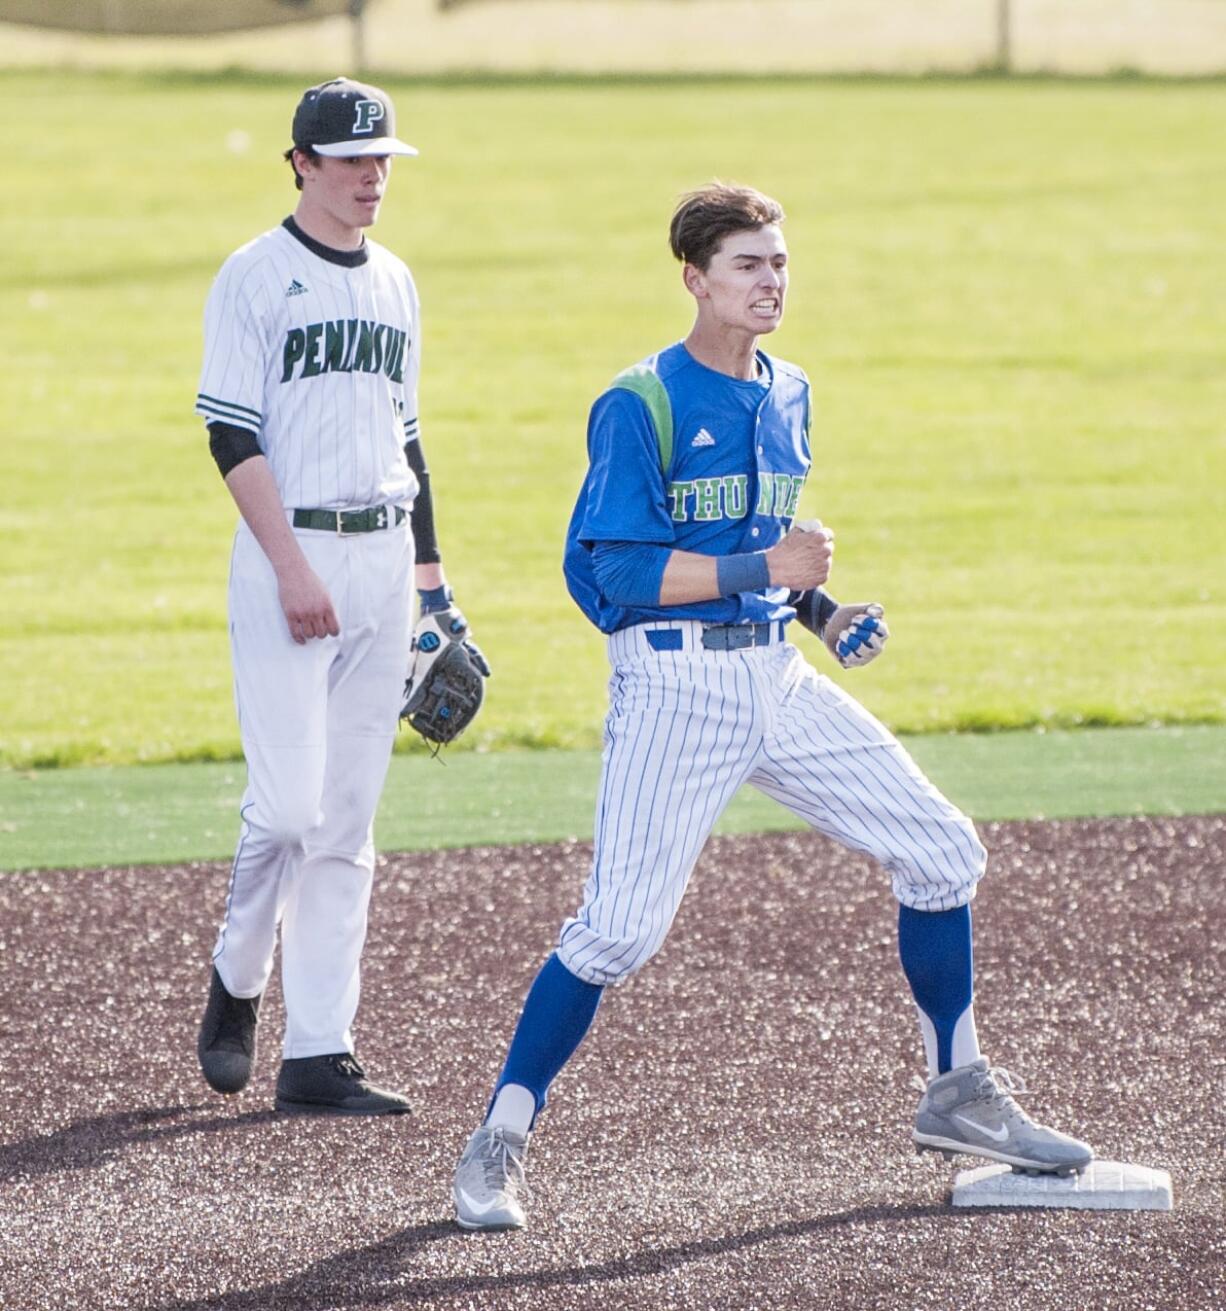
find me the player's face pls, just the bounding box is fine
[299,152,393,235]
[686,224,789,336]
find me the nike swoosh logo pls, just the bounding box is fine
[456,1187,505,1216]
[952,1113,1010,1143]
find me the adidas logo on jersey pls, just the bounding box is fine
[691,428,716,448]
[285,279,308,298]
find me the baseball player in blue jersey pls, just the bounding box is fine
[451,183,1092,1230]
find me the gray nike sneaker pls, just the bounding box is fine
[913,1057,1093,1176]
[453,1125,531,1231]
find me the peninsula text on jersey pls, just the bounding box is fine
[281,319,409,383]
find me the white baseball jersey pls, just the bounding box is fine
[198,217,420,1058]
[196,219,420,510]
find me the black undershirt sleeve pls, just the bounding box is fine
[790,587,840,638]
[405,438,442,564]
[208,421,262,478]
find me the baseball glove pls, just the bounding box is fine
[401,607,491,746]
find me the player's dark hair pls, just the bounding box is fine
[284,144,319,191]
[669,183,785,271]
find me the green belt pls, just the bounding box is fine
[292,505,406,534]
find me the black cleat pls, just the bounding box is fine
[275,1053,410,1116]
[198,967,261,1094]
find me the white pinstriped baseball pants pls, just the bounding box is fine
[557,621,986,987]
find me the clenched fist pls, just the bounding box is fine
[767,520,834,591]
[823,603,889,668]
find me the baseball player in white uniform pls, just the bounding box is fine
[451,183,1092,1228]
[195,78,482,1114]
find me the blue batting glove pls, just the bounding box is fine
[824,603,890,669]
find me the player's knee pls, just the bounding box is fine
[247,799,321,851]
[967,822,988,874]
[262,822,313,852]
[944,813,986,876]
[561,949,649,987]
[557,924,667,986]
[312,806,376,860]
[303,841,376,878]
[893,812,986,911]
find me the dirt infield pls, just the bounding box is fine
[1,817,1223,1311]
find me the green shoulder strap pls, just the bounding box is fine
[610,362,673,473]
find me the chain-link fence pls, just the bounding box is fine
[2,0,1223,74]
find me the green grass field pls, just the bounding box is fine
[2,726,1222,871]
[1,70,1223,768]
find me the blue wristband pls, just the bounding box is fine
[715,551,770,596]
[418,585,451,614]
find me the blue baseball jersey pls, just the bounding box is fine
[564,341,811,633]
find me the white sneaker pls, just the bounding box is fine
[453,1125,531,1231]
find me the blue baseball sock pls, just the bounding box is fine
[897,903,975,1076]
[488,952,604,1128]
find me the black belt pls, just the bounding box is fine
[700,621,784,651]
[292,505,406,534]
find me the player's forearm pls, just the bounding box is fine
[661,525,834,603]
[622,551,845,631]
[415,562,446,591]
[594,531,832,607]
[404,438,442,564]
[223,456,312,580]
[658,549,724,605]
[790,587,840,638]
[661,547,802,604]
[593,544,762,607]
[401,439,449,596]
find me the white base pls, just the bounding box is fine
[951,1160,1173,1211]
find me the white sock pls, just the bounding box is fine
[915,1006,939,1080]
[950,1005,981,1071]
[915,1003,982,1082]
[485,1083,536,1136]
